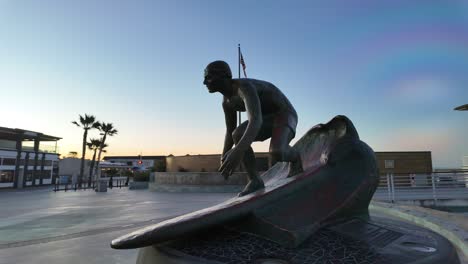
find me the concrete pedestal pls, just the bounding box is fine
[135,216,460,264]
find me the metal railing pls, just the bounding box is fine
[53,177,129,192]
[374,172,468,203]
[53,180,97,192]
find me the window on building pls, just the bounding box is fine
[21,141,35,151]
[3,158,16,166]
[0,139,16,150]
[42,160,52,166]
[384,160,395,169]
[0,171,14,183]
[29,159,39,166]
[42,171,52,179]
[25,172,33,181]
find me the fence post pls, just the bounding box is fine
[386,173,392,202]
[431,173,437,205]
[390,173,395,203]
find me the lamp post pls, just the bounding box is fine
[454,104,467,171]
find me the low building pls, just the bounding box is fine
[165,151,433,185]
[376,151,432,187]
[103,155,166,171]
[58,157,91,183]
[166,153,271,173]
[0,126,60,189]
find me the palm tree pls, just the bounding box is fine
[94,122,118,179]
[87,138,107,187]
[72,114,100,187]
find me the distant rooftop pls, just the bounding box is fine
[0,126,61,141]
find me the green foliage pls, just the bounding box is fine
[107,168,119,177]
[154,161,167,172]
[67,151,78,158]
[133,171,150,182]
[123,169,134,177]
[178,167,188,172]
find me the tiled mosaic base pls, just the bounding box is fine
[157,217,458,264]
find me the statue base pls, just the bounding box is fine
[136,216,460,264]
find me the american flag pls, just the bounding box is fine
[240,51,247,78]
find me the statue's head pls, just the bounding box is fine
[203,60,232,93]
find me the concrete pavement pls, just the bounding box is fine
[1,187,466,264]
[0,188,234,264]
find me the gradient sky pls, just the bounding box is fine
[0,0,467,168]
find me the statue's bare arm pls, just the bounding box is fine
[234,84,262,151]
[221,98,237,158]
[220,83,262,176]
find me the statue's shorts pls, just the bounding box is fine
[272,110,298,138]
[254,110,298,143]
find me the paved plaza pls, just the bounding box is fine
[1,187,466,264]
[0,188,234,264]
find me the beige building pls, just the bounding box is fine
[166,153,272,173]
[58,158,92,183]
[375,151,432,187]
[376,152,432,175]
[166,151,432,178]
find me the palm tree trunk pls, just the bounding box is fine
[88,149,97,187]
[94,133,107,180]
[79,129,88,188]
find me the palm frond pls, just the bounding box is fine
[99,143,109,150]
[93,121,102,129]
[99,122,118,136]
[108,129,118,136]
[86,142,94,150]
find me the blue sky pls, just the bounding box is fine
[0,0,467,168]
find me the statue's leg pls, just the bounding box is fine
[237,146,265,196]
[270,127,298,164]
[232,120,270,196]
[270,113,303,175]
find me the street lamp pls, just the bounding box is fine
[454,104,468,111]
[455,104,468,171]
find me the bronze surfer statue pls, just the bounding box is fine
[203,60,302,196]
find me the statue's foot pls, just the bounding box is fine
[288,158,304,177]
[238,179,265,197]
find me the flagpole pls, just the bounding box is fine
[238,44,241,126]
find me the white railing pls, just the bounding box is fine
[373,172,468,203]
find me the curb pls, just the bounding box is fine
[370,201,468,262]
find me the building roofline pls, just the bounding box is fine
[103,155,166,160]
[0,126,61,141]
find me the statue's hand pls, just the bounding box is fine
[219,148,243,180]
